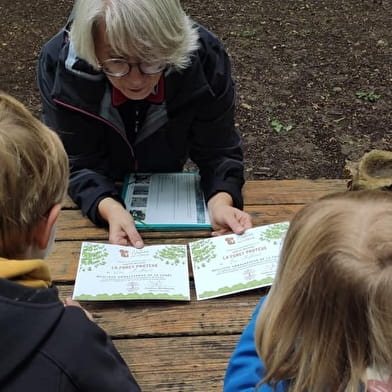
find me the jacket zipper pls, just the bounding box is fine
[135,107,140,134]
[53,98,138,171]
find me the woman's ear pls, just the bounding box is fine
[33,204,62,250]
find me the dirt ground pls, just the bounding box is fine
[1,0,392,180]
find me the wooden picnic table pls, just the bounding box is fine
[50,179,347,392]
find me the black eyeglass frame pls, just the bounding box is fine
[98,58,167,77]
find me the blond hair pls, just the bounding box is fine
[0,92,69,258]
[70,0,199,70]
[255,190,392,391]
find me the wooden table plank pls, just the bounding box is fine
[57,284,265,337]
[56,204,303,240]
[62,179,347,209]
[58,179,346,240]
[242,179,347,204]
[114,335,239,392]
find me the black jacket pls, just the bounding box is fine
[0,279,140,391]
[38,24,245,225]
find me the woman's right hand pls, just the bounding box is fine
[98,197,144,248]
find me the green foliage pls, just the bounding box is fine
[79,243,109,271]
[199,278,274,299]
[355,91,381,102]
[270,119,293,133]
[190,239,217,268]
[154,245,186,266]
[259,222,289,243]
[242,30,257,38]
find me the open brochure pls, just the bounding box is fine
[73,243,190,301]
[72,222,289,301]
[121,172,211,231]
[189,221,289,300]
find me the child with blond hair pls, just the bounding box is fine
[0,92,141,391]
[224,190,392,392]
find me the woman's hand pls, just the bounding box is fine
[207,192,253,236]
[98,197,144,248]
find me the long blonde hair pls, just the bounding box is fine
[255,190,392,391]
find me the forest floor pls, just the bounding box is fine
[1,0,392,180]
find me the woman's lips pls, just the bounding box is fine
[122,87,150,99]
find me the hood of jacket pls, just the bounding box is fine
[0,277,63,384]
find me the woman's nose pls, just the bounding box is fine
[124,65,145,86]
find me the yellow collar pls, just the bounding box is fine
[0,258,51,288]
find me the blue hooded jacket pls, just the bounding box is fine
[224,296,288,392]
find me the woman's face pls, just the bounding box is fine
[94,23,163,101]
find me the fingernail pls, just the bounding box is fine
[135,241,143,248]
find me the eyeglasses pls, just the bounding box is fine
[99,58,166,77]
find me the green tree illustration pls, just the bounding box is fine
[190,239,217,269]
[154,246,186,266]
[79,243,109,271]
[259,222,289,243]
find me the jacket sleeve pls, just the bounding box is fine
[189,28,245,209]
[224,297,267,392]
[224,297,288,392]
[44,306,141,391]
[37,34,122,225]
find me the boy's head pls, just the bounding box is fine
[0,92,69,259]
[255,190,392,391]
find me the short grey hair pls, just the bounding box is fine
[70,0,200,70]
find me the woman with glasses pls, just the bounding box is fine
[38,0,252,247]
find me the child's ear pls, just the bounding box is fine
[33,204,62,250]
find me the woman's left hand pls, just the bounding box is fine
[207,192,253,236]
